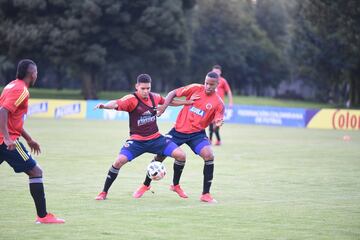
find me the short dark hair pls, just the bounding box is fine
[212,64,222,70]
[16,59,36,80]
[136,74,152,83]
[206,71,219,79]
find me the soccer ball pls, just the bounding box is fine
[147,161,166,181]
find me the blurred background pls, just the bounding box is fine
[0,0,359,107]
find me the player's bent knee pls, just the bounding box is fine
[26,164,43,178]
[200,147,214,161]
[114,155,128,168]
[172,148,186,161]
[154,154,167,162]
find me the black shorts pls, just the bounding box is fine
[0,140,37,173]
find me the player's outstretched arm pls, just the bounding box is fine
[94,100,118,110]
[169,94,200,106]
[157,90,177,117]
[21,128,41,155]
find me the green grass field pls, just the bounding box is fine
[0,119,359,240]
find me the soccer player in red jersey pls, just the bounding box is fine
[209,64,233,146]
[133,72,225,203]
[94,74,194,200]
[0,59,65,224]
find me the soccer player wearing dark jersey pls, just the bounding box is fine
[94,74,194,200]
[0,59,65,224]
[133,72,225,203]
[209,65,233,146]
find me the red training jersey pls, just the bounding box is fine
[115,92,165,141]
[0,79,30,144]
[174,84,225,134]
[216,77,231,100]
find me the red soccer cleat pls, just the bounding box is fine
[35,213,65,224]
[200,193,217,203]
[170,185,188,198]
[215,140,221,146]
[133,184,151,198]
[95,191,107,200]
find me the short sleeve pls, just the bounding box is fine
[116,94,137,112]
[2,87,29,113]
[151,93,165,105]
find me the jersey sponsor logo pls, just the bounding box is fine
[142,110,152,116]
[206,103,212,110]
[137,115,156,126]
[54,103,81,118]
[190,106,205,117]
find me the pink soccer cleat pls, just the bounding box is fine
[170,185,188,198]
[95,191,107,200]
[200,193,217,203]
[35,213,65,224]
[133,184,151,198]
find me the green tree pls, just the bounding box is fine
[0,0,194,98]
[291,0,360,106]
[191,0,288,95]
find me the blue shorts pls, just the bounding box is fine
[120,135,178,161]
[165,128,210,155]
[0,140,37,173]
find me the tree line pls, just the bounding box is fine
[0,0,359,106]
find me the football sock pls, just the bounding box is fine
[103,165,119,192]
[173,160,186,186]
[209,124,214,141]
[203,160,214,194]
[29,177,47,218]
[143,175,152,186]
[214,128,221,141]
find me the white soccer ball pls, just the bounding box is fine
[147,161,166,181]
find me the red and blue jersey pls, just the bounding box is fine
[174,84,225,134]
[0,79,29,144]
[115,92,165,141]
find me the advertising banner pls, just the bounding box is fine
[28,99,86,119]
[225,105,307,127]
[307,109,360,130]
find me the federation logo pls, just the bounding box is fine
[206,103,212,110]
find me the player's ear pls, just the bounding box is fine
[135,83,138,90]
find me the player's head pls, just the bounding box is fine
[204,71,219,95]
[16,59,37,86]
[135,73,152,99]
[212,64,222,76]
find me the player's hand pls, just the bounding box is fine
[94,103,105,110]
[4,138,16,151]
[215,119,224,127]
[27,139,41,155]
[156,105,166,117]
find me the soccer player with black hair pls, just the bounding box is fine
[94,74,195,200]
[0,59,65,224]
[209,64,233,146]
[133,71,225,203]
